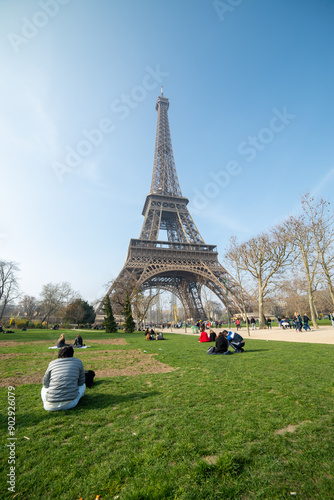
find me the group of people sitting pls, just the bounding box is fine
[145,328,166,341]
[57,333,85,348]
[199,328,217,343]
[199,328,245,354]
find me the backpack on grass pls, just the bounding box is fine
[85,370,95,388]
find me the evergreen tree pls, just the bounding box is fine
[102,295,118,333]
[123,295,135,333]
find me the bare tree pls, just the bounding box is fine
[20,295,38,320]
[202,288,215,322]
[131,288,160,327]
[0,261,20,320]
[274,274,310,318]
[282,212,321,328]
[301,194,334,308]
[39,282,74,326]
[102,276,138,313]
[313,289,333,315]
[224,236,254,336]
[232,229,293,328]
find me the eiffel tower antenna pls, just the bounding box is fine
[97,93,246,321]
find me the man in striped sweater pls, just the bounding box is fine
[41,345,86,411]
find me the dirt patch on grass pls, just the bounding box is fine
[203,455,218,465]
[0,374,43,386]
[86,338,127,346]
[0,340,50,347]
[0,353,22,361]
[275,424,298,435]
[0,348,174,386]
[274,420,312,435]
[85,349,174,378]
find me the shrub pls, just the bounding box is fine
[16,320,29,329]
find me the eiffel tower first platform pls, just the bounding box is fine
[98,89,243,321]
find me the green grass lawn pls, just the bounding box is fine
[0,329,333,499]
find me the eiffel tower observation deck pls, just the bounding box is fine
[99,89,243,320]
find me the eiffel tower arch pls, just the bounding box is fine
[98,90,244,321]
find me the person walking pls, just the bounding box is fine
[267,317,272,329]
[236,318,241,330]
[294,312,302,332]
[250,317,256,330]
[303,314,311,331]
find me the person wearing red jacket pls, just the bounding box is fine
[198,329,210,342]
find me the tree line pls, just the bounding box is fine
[0,277,95,327]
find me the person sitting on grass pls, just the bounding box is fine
[224,330,245,353]
[41,345,85,412]
[155,332,166,340]
[209,329,217,342]
[216,331,231,354]
[56,333,67,348]
[207,331,231,355]
[199,328,210,342]
[73,334,84,347]
[146,332,154,340]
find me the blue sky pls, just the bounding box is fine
[1,0,333,303]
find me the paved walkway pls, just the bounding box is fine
[164,325,334,345]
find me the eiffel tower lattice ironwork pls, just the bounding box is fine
[100,89,243,320]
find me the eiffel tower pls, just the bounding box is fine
[99,89,243,320]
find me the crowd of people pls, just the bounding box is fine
[278,313,312,331]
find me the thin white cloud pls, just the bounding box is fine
[311,167,334,198]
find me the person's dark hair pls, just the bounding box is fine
[58,345,74,358]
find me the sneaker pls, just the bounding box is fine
[240,348,245,352]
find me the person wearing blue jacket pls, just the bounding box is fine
[224,331,245,353]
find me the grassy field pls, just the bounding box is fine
[0,329,333,499]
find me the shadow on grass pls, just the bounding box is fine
[80,389,160,409]
[2,389,160,427]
